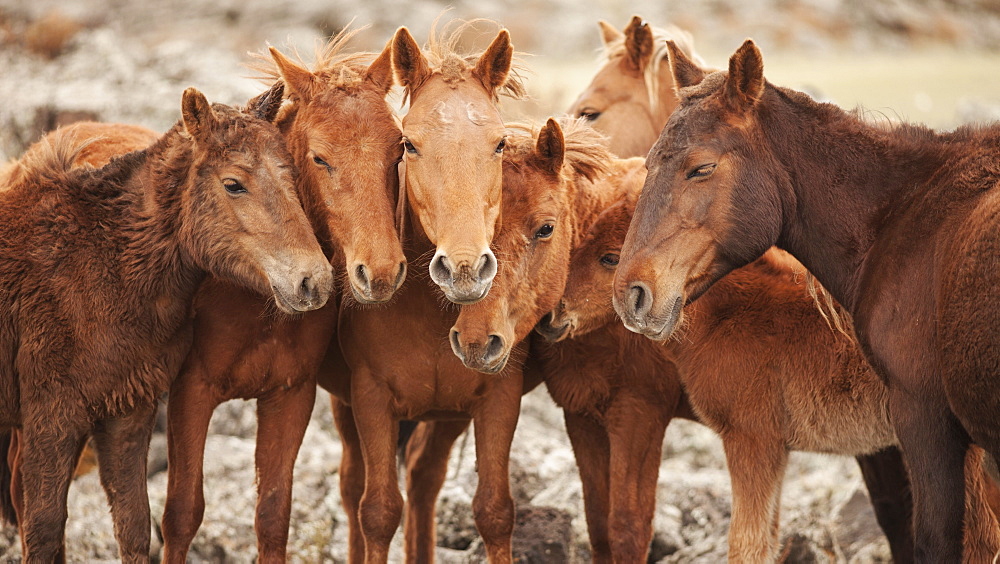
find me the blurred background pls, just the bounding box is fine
[0,1,999,562]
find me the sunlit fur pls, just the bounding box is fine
[568,15,705,158]
[0,86,328,561]
[160,29,407,564]
[614,38,1000,562]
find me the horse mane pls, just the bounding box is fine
[405,17,527,104]
[248,26,379,90]
[503,118,613,183]
[601,23,706,112]
[5,133,89,189]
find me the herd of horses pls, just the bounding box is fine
[0,13,997,564]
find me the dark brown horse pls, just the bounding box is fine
[160,31,405,564]
[0,87,330,561]
[614,39,1000,562]
[539,178,1000,562]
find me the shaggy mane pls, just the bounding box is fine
[503,119,613,182]
[248,26,379,90]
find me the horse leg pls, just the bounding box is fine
[17,421,87,563]
[161,376,218,564]
[91,403,157,563]
[254,382,316,563]
[962,445,1000,562]
[351,374,403,564]
[403,419,470,563]
[890,391,968,563]
[562,412,611,563]
[606,398,671,563]
[331,397,366,564]
[470,378,522,564]
[6,429,22,527]
[854,447,914,563]
[722,431,788,564]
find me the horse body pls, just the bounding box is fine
[0,87,329,561]
[613,39,1000,562]
[160,32,406,564]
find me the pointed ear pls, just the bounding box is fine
[270,46,317,103]
[245,81,284,123]
[536,118,565,177]
[365,39,395,94]
[392,27,431,92]
[181,87,216,141]
[474,29,513,95]
[724,39,765,112]
[623,16,653,73]
[598,20,623,46]
[666,40,706,91]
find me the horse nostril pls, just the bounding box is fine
[538,312,554,328]
[355,264,370,289]
[628,282,651,318]
[430,254,453,284]
[299,276,314,299]
[484,334,505,363]
[394,261,407,290]
[449,328,463,358]
[476,251,497,282]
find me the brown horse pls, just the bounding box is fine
[613,39,1000,562]
[568,15,704,158]
[159,32,405,564]
[335,114,608,563]
[392,21,525,304]
[539,180,1000,562]
[0,87,330,562]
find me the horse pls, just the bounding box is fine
[567,15,704,158]
[538,179,1000,562]
[159,31,406,564]
[613,38,1000,562]
[0,86,330,562]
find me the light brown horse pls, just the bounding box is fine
[0,87,330,562]
[159,31,405,564]
[335,114,608,563]
[614,38,1000,562]
[393,21,525,304]
[538,180,1000,562]
[568,15,704,158]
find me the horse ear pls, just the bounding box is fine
[623,16,653,73]
[666,40,706,91]
[536,118,565,177]
[392,27,431,92]
[181,87,216,141]
[598,20,623,46]
[270,46,317,103]
[724,39,765,112]
[365,39,395,94]
[474,29,513,95]
[246,82,284,123]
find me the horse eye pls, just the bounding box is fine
[313,155,330,169]
[687,163,717,179]
[534,224,554,239]
[599,253,620,267]
[495,138,507,154]
[403,139,418,155]
[223,178,247,195]
[579,109,602,121]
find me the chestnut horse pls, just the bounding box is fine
[0,87,330,561]
[159,32,405,563]
[568,15,704,158]
[539,181,1000,562]
[335,115,608,562]
[614,39,1000,562]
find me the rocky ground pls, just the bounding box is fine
[0,0,999,562]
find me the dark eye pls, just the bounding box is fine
[599,253,620,267]
[403,139,418,155]
[687,163,717,179]
[495,138,506,154]
[223,178,247,195]
[579,108,601,121]
[534,224,554,239]
[313,155,330,169]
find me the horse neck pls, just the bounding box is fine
[763,91,950,309]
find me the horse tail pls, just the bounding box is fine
[0,429,17,527]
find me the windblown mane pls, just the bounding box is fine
[403,17,527,104]
[503,118,613,183]
[248,26,379,89]
[601,23,706,111]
